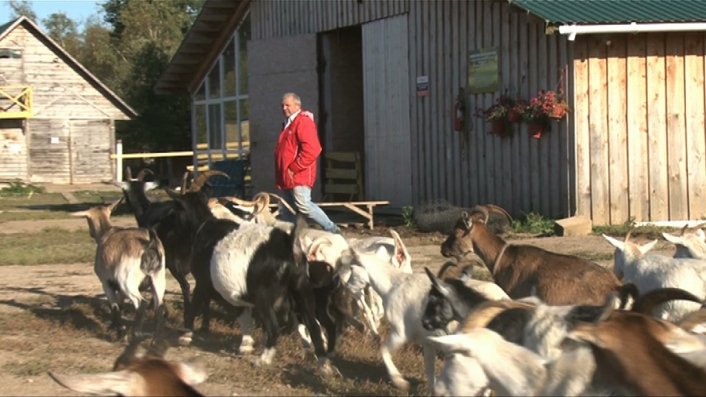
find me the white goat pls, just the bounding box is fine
[603,233,706,321]
[428,328,548,396]
[339,247,441,393]
[71,198,166,340]
[663,223,706,260]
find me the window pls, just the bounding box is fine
[0,48,22,59]
[192,12,250,168]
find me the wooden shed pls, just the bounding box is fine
[156,0,706,224]
[0,16,136,185]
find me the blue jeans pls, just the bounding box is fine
[278,186,340,234]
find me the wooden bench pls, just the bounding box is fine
[267,151,390,229]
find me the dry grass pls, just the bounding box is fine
[0,227,96,266]
[0,291,437,396]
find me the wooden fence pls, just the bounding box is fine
[574,32,706,225]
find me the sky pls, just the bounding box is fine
[0,0,107,29]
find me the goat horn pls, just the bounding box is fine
[136,168,154,181]
[218,196,258,207]
[631,287,703,316]
[267,192,296,215]
[469,205,489,224]
[125,166,133,181]
[677,308,706,331]
[180,171,190,194]
[624,228,633,243]
[485,204,513,224]
[188,170,230,193]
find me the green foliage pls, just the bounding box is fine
[592,216,678,240]
[402,206,417,228]
[42,12,82,55]
[6,0,37,22]
[0,181,46,197]
[512,212,555,235]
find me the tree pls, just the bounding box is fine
[6,0,37,22]
[98,0,205,152]
[42,13,81,56]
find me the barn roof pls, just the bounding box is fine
[155,0,249,96]
[508,0,706,25]
[0,16,137,119]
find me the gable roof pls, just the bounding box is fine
[508,0,706,25]
[0,16,137,119]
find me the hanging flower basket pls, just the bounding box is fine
[491,120,507,137]
[507,108,523,123]
[549,105,566,119]
[528,122,545,139]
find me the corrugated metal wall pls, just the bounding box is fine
[408,1,575,219]
[251,0,409,40]
[362,15,412,207]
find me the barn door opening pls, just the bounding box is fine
[317,26,365,200]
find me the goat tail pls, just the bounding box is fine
[631,287,703,316]
[140,228,164,275]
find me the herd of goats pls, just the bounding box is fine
[44,168,706,396]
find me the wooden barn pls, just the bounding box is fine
[0,16,136,185]
[156,0,706,225]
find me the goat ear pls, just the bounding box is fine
[601,234,625,251]
[390,230,411,270]
[107,196,124,213]
[426,334,473,356]
[639,239,658,255]
[461,211,473,230]
[662,232,683,245]
[307,238,332,262]
[48,370,138,395]
[424,267,451,297]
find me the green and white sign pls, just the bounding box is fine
[468,47,499,94]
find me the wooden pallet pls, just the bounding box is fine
[269,200,390,230]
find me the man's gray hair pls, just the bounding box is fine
[282,92,301,106]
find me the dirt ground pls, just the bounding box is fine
[0,217,678,396]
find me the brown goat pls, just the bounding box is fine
[48,337,208,396]
[568,301,706,396]
[441,208,625,305]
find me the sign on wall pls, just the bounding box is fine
[468,47,499,94]
[416,75,429,97]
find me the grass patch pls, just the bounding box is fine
[0,227,95,266]
[511,212,555,235]
[0,181,46,197]
[592,217,680,240]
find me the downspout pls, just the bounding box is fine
[559,21,706,41]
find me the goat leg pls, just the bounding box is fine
[291,287,340,377]
[253,308,280,366]
[381,329,410,391]
[314,285,340,358]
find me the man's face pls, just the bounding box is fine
[282,96,300,118]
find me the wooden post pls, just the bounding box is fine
[116,139,123,182]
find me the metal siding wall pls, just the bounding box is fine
[251,0,410,40]
[362,15,412,208]
[409,1,573,219]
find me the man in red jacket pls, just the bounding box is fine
[274,92,340,234]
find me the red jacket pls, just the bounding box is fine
[274,110,321,190]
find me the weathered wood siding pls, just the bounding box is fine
[251,0,409,40]
[362,15,412,207]
[0,25,130,120]
[409,1,573,218]
[574,32,706,224]
[0,120,27,182]
[70,120,113,183]
[28,119,70,183]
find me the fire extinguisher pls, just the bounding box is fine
[454,89,466,132]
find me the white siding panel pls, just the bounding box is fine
[362,15,412,208]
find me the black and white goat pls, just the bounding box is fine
[71,197,166,340]
[118,168,236,329]
[166,188,338,374]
